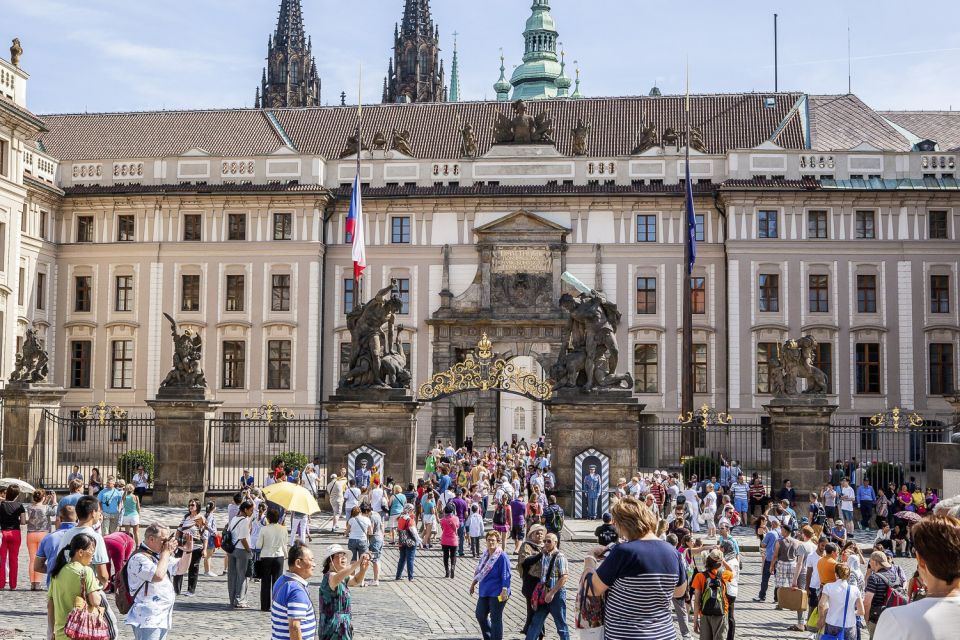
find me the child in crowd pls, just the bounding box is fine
[466,503,485,557]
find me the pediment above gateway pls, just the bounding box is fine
[474,210,570,240]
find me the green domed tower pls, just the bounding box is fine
[509,0,563,100]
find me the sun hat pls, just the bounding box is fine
[321,544,347,565]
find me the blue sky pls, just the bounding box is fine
[2,0,959,114]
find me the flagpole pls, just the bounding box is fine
[681,60,695,437]
[354,64,363,308]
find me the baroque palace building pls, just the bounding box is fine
[2,33,960,450]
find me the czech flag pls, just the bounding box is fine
[346,173,366,282]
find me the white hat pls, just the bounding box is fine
[330,473,338,480]
[321,544,347,565]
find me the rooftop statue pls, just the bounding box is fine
[9,328,48,384]
[340,280,410,390]
[661,127,679,147]
[571,118,591,156]
[632,122,659,154]
[339,134,368,159]
[688,126,708,153]
[10,38,22,68]
[391,128,414,156]
[460,122,478,158]
[371,131,387,150]
[769,335,828,397]
[159,313,207,390]
[493,100,554,145]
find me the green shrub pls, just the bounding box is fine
[270,451,309,474]
[117,450,155,484]
[865,462,903,492]
[682,455,720,482]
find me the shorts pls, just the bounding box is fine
[422,514,435,525]
[369,539,383,562]
[841,509,854,522]
[121,514,140,526]
[734,498,748,514]
[389,515,400,530]
[510,525,523,541]
[347,538,369,557]
[206,535,216,550]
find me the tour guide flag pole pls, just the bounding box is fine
[346,65,366,307]
[681,60,697,418]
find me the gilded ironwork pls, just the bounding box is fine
[243,401,295,424]
[418,333,553,402]
[869,406,923,432]
[79,401,128,427]
[679,404,733,429]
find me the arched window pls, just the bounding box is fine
[291,60,299,83]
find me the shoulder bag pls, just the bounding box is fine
[531,553,559,611]
[820,585,851,640]
[576,569,605,639]
[65,574,110,640]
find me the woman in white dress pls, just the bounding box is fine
[703,483,718,538]
[682,479,702,533]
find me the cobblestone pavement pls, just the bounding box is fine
[0,507,916,640]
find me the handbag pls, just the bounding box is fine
[531,553,559,611]
[65,577,110,640]
[820,584,851,640]
[576,570,605,631]
[213,533,222,549]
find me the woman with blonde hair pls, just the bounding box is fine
[119,482,141,544]
[26,489,57,590]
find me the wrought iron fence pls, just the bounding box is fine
[638,418,772,487]
[33,408,155,491]
[207,413,327,492]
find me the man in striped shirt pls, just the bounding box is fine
[271,541,316,640]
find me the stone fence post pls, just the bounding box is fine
[762,399,838,506]
[0,383,66,485]
[146,395,222,505]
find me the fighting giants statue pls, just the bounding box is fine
[553,273,633,392]
[769,335,828,397]
[159,313,207,390]
[493,100,555,145]
[339,280,411,389]
[10,328,49,383]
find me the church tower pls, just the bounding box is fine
[506,0,568,100]
[258,0,321,108]
[383,0,446,103]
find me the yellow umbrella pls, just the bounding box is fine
[262,481,322,515]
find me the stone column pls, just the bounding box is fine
[0,383,66,485]
[927,394,960,495]
[325,389,419,486]
[546,390,644,514]
[146,394,222,505]
[763,399,838,504]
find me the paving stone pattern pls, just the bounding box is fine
[0,506,915,640]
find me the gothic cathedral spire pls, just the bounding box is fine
[258,0,321,108]
[383,0,446,103]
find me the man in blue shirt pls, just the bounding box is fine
[57,479,85,513]
[754,518,782,603]
[856,477,876,530]
[34,505,77,586]
[98,476,122,535]
[717,521,740,559]
[270,541,316,640]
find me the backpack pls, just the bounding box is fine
[114,549,151,614]
[813,503,827,526]
[493,505,506,526]
[700,571,726,617]
[869,571,908,622]
[220,517,242,554]
[547,506,564,533]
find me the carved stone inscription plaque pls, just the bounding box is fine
[492,247,551,274]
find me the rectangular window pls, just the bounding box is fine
[391,216,411,244]
[857,275,877,313]
[115,275,133,312]
[931,275,950,313]
[813,342,833,394]
[227,214,246,241]
[759,274,779,312]
[221,341,246,389]
[0,140,6,177]
[74,276,91,312]
[695,214,705,242]
[221,412,241,444]
[396,278,410,314]
[183,214,202,241]
[36,272,45,310]
[117,215,135,241]
[855,211,876,239]
[271,274,291,311]
[930,343,955,394]
[17,267,24,305]
[636,215,657,242]
[77,216,94,243]
[68,410,87,442]
[339,342,353,380]
[757,342,777,394]
[809,274,829,312]
[758,210,779,238]
[110,339,133,389]
[267,340,292,390]
[929,211,948,239]
[181,274,200,312]
[70,340,92,388]
[855,342,881,394]
[273,213,292,240]
[343,278,355,314]
[633,344,658,393]
[691,277,706,314]
[808,210,828,239]
[636,277,657,314]
[40,211,48,240]
[225,274,244,311]
[694,344,708,393]
[860,417,880,450]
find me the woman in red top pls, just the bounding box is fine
[439,504,460,578]
[395,504,422,581]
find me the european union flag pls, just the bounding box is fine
[685,160,696,275]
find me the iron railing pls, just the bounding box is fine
[206,415,327,492]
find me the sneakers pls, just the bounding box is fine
[183,591,195,598]
[752,597,765,602]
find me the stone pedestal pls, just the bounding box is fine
[146,391,222,505]
[763,398,838,503]
[325,388,420,487]
[546,390,644,514]
[927,443,960,497]
[0,383,66,485]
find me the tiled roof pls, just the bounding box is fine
[40,110,287,160]
[721,178,820,190]
[41,93,806,161]
[878,110,960,152]
[0,92,47,131]
[806,95,913,151]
